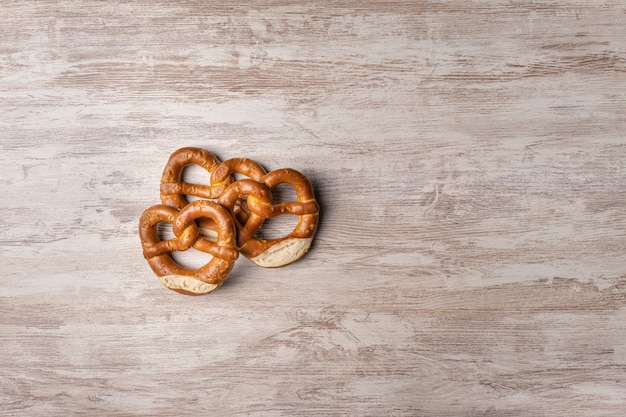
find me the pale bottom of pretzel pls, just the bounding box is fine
[248,237,313,268]
[158,275,219,294]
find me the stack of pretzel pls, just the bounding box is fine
[139,147,320,295]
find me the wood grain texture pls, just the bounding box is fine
[2,1,626,415]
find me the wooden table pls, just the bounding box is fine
[2,2,625,415]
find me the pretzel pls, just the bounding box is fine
[139,200,238,295]
[220,168,319,268]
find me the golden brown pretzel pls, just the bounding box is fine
[139,200,238,295]
[228,168,319,267]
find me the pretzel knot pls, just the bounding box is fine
[139,200,238,295]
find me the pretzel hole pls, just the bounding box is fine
[156,221,176,241]
[271,182,297,204]
[156,221,213,269]
[181,164,215,204]
[170,247,213,269]
[254,183,299,239]
[254,214,299,240]
[235,195,248,212]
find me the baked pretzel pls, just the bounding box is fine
[139,200,238,295]
[223,168,319,268]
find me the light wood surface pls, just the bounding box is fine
[2,2,626,416]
